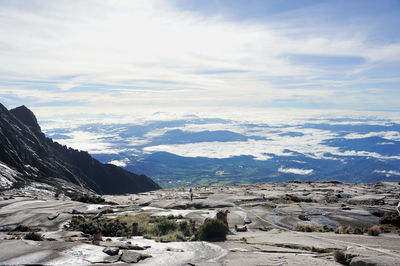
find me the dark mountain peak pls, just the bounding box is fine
[0,102,160,194]
[10,105,41,133]
[0,102,8,112]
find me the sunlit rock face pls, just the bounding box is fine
[1,181,400,265]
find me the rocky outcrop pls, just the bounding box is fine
[0,103,160,194]
[1,182,400,265]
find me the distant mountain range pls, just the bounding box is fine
[0,103,160,193]
[41,115,400,188]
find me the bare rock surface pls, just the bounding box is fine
[1,181,400,265]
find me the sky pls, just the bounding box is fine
[0,0,400,120]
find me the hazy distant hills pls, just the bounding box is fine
[0,103,160,193]
[121,151,399,188]
[40,113,400,188]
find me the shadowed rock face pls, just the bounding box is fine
[0,103,160,194]
[10,105,42,133]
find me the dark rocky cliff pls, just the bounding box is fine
[0,103,160,194]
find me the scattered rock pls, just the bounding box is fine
[298,214,309,221]
[235,225,247,232]
[166,247,184,252]
[258,226,272,231]
[70,209,83,214]
[103,247,120,256]
[120,251,151,263]
[244,219,252,224]
[103,254,121,263]
[119,244,148,250]
[47,213,59,220]
[349,254,399,266]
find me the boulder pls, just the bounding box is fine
[235,225,247,232]
[119,244,147,250]
[103,247,119,256]
[70,209,83,214]
[120,251,151,263]
[349,255,399,266]
[103,254,121,263]
[298,214,309,221]
[47,213,59,220]
[244,219,252,224]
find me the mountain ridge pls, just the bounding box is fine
[0,103,160,194]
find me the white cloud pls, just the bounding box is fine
[54,131,122,154]
[108,158,130,167]
[374,170,400,177]
[344,131,400,142]
[1,0,400,113]
[142,125,400,161]
[278,167,313,175]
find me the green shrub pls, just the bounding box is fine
[380,211,400,227]
[24,232,44,241]
[179,221,190,236]
[198,218,228,242]
[153,217,178,236]
[69,216,130,237]
[160,231,185,242]
[69,214,198,242]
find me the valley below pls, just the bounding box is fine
[1,181,400,265]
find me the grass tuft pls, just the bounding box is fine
[367,225,381,236]
[333,250,347,265]
[12,224,34,232]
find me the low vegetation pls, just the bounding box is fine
[296,224,383,237]
[366,225,381,236]
[198,218,229,241]
[333,250,347,265]
[68,214,199,242]
[66,193,106,204]
[334,225,352,234]
[12,224,35,232]
[24,232,44,241]
[380,211,400,228]
[295,224,332,232]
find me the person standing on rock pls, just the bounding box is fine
[189,188,193,201]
